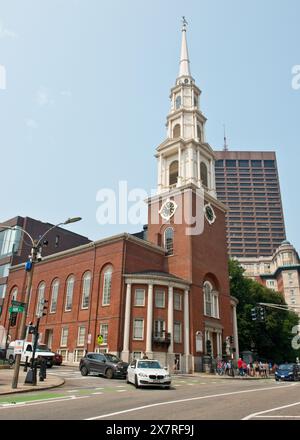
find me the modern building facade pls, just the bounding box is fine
[0,216,91,307]
[0,24,238,372]
[214,151,286,258]
[239,240,300,315]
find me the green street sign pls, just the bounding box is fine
[9,306,24,313]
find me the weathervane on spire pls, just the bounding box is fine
[182,16,188,31]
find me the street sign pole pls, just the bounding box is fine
[12,245,36,389]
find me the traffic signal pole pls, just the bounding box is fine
[11,243,37,389]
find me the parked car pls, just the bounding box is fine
[6,341,54,368]
[79,352,128,379]
[275,363,300,381]
[52,352,63,366]
[127,359,172,389]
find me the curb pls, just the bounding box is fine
[0,377,65,396]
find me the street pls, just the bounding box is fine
[0,366,299,420]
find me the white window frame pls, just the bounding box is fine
[102,267,112,306]
[74,349,85,363]
[81,272,91,309]
[65,275,75,312]
[132,351,142,360]
[154,319,166,337]
[60,327,69,347]
[164,227,174,256]
[174,292,182,311]
[100,323,108,345]
[50,279,59,313]
[133,319,144,340]
[155,290,165,308]
[134,289,145,307]
[36,282,46,316]
[174,322,182,343]
[204,282,212,317]
[77,326,86,346]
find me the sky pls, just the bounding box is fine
[1,0,300,252]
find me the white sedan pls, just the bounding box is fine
[127,359,172,389]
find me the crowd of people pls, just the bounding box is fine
[216,358,277,377]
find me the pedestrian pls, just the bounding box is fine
[142,353,148,360]
[237,357,244,376]
[254,361,260,377]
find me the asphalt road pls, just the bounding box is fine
[0,366,299,420]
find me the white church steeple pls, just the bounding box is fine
[156,19,217,198]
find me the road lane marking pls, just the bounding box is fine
[85,383,298,420]
[0,395,89,409]
[242,400,300,420]
[92,392,103,395]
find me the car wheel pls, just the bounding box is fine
[275,378,279,381]
[126,374,130,384]
[80,366,89,376]
[47,364,53,369]
[164,386,170,390]
[8,355,14,366]
[134,374,140,388]
[105,368,114,380]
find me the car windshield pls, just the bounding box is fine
[36,345,51,352]
[137,361,161,369]
[278,364,294,371]
[105,354,120,363]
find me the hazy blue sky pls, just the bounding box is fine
[1,0,300,252]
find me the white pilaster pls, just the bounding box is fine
[184,289,190,355]
[197,149,201,185]
[146,284,153,355]
[233,304,239,361]
[168,285,174,354]
[177,146,182,186]
[122,283,132,362]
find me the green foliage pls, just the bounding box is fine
[229,259,300,363]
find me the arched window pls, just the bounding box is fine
[65,275,75,311]
[81,272,91,309]
[175,95,181,109]
[173,124,181,138]
[200,162,208,187]
[11,287,18,301]
[169,161,179,186]
[203,281,219,318]
[36,282,46,316]
[50,278,60,313]
[197,125,202,141]
[102,266,113,306]
[164,227,174,256]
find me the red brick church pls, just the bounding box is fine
[0,23,238,372]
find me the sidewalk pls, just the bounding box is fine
[0,366,64,395]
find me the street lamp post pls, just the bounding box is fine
[0,217,82,389]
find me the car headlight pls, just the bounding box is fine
[138,372,148,378]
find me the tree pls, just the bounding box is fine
[229,259,300,363]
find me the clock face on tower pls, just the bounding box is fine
[159,199,177,221]
[204,203,216,225]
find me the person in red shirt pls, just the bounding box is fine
[237,358,244,376]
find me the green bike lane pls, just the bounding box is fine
[0,376,231,407]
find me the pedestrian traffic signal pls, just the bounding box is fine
[41,299,48,317]
[230,336,234,344]
[28,324,36,334]
[251,308,257,321]
[10,312,17,327]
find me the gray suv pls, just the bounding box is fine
[79,352,128,379]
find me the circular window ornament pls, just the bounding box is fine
[204,203,216,225]
[159,199,177,221]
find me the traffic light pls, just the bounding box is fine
[206,340,212,356]
[259,307,265,321]
[251,307,257,321]
[37,299,48,318]
[230,336,234,344]
[10,312,17,327]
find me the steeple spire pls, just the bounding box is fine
[178,17,191,78]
